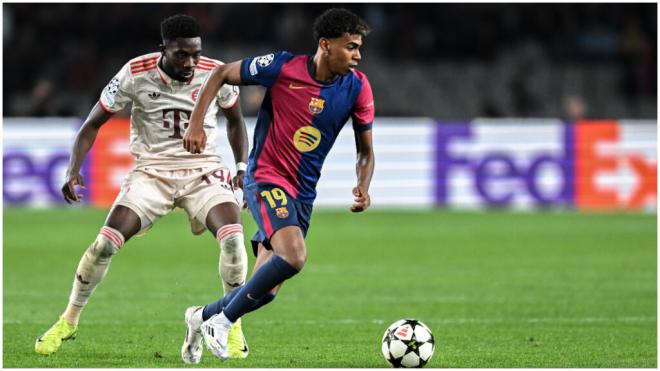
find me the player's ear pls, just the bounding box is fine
[319,38,330,55]
[159,43,166,55]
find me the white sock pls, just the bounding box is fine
[216,224,248,295]
[68,226,123,306]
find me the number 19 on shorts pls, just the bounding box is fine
[260,188,288,208]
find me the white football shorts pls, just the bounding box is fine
[111,165,238,236]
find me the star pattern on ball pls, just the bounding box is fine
[382,319,436,368]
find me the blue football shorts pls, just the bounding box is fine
[244,182,313,256]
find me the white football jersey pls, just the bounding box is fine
[99,52,239,169]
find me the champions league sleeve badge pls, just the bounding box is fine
[249,53,275,76]
[102,77,120,105]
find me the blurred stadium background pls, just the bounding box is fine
[2,2,657,211]
[3,2,657,368]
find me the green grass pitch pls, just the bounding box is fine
[3,207,657,367]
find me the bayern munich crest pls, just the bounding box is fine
[192,88,200,102]
[308,97,325,115]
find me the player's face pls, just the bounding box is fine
[326,33,363,75]
[161,37,202,81]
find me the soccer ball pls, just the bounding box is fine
[381,319,435,368]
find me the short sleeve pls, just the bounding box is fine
[240,51,295,88]
[351,74,375,131]
[99,63,133,113]
[216,84,240,109]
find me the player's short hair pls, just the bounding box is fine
[160,14,202,42]
[312,8,370,42]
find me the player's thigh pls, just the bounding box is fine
[178,166,239,235]
[110,168,175,240]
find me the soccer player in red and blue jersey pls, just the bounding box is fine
[182,8,375,360]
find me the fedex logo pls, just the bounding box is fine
[435,120,656,211]
[3,118,132,208]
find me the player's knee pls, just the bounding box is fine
[89,227,123,260]
[217,224,246,255]
[282,244,307,271]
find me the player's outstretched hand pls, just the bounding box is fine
[350,185,370,212]
[62,173,86,204]
[183,125,207,154]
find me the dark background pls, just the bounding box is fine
[3,3,656,119]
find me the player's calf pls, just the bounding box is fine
[36,226,124,355]
[68,226,123,307]
[217,224,248,294]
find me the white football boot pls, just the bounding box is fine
[181,306,204,364]
[200,312,232,360]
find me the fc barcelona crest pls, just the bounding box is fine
[308,97,325,115]
[275,207,289,219]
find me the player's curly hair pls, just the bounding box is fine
[160,14,202,42]
[313,8,370,42]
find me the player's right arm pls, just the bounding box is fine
[185,52,292,154]
[185,61,243,154]
[62,62,133,204]
[62,104,113,203]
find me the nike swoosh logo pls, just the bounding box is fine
[288,84,305,90]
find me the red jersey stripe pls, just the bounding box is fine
[132,60,157,67]
[259,197,274,237]
[131,61,157,69]
[131,65,157,74]
[130,57,158,66]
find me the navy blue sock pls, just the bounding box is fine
[223,255,298,322]
[202,291,276,321]
[202,288,241,321]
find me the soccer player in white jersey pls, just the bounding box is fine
[34,14,250,362]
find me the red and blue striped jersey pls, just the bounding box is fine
[240,51,375,202]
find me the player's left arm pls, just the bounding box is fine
[350,72,375,212]
[221,101,249,190]
[351,128,375,212]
